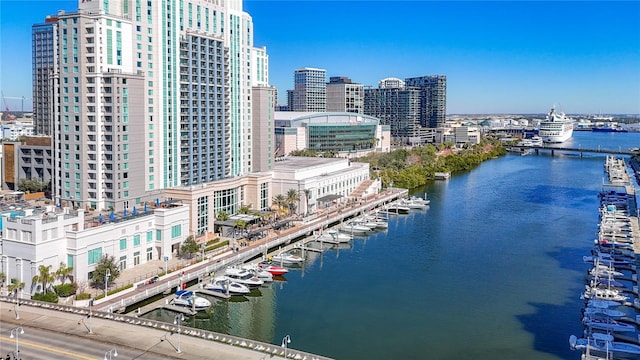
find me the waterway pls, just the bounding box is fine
[143,131,640,359]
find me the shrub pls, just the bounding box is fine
[75,292,91,300]
[32,292,59,303]
[54,283,78,297]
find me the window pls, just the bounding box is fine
[88,247,102,265]
[171,225,182,238]
[133,234,140,246]
[147,231,153,243]
[120,238,127,250]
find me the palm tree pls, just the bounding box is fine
[216,210,229,221]
[33,264,55,293]
[7,278,24,296]
[238,205,251,214]
[272,194,286,218]
[56,262,73,284]
[286,189,300,215]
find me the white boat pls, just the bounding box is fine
[383,204,410,214]
[584,307,625,318]
[340,222,371,235]
[224,267,264,288]
[170,290,212,311]
[240,264,274,282]
[582,285,628,302]
[317,230,352,244]
[539,106,573,143]
[529,136,543,146]
[582,315,636,333]
[203,276,250,295]
[408,195,430,205]
[587,299,622,309]
[399,198,429,209]
[271,251,305,265]
[570,333,640,356]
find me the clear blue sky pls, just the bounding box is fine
[2,1,639,114]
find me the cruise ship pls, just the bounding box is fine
[539,107,573,143]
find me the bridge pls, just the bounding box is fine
[509,145,639,157]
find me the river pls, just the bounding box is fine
[143,131,640,359]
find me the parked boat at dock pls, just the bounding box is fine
[270,251,305,266]
[582,315,637,333]
[569,333,640,356]
[170,290,212,311]
[257,262,289,276]
[224,267,264,288]
[203,276,251,296]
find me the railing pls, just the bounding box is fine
[0,297,333,360]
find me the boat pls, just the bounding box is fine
[203,276,250,295]
[582,315,636,333]
[584,307,626,318]
[271,251,305,265]
[399,198,429,209]
[224,267,264,288]
[257,262,289,276]
[170,290,212,311]
[316,230,352,243]
[582,285,628,302]
[383,204,410,214]
[592,122,628,133]
[587,299,622,309]
[240,264,274,282]
[340,222,372,235]
[539,106,573,143]
[570,333,640,356]
[408,195,431,205]
[529,135,543,146]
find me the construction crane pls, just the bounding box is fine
[2,92,30,118]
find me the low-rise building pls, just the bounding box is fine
[1,200,189,296]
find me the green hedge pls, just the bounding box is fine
[93,283,134,300]
[32,291,59,303]
[75,292,92,300]
[205,240,228,252]
[54,283,78,297]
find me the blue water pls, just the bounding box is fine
[144,131,640,359]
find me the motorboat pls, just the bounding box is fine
[582,286,628,302]
[170,290,212,311]
[584,307,626,318]
[570,333,640,356]
[408,195,430,205]
[224,267,264,288]
[382,203,410,214]
[340,222,372,235]
[257,262,289,276]
[202,276,250,295]
[271,251,304,265]
[326,229,353,243]
[240,264,274,282]
[587,299,622,309]
[399,198,429,210]
[582,315,636,333]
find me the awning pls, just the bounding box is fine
[316,194,343,202]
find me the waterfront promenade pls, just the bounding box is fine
[0,187,406,360]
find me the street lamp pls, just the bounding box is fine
[104,269,111,298]
[173,314,185,353]
[103,348,118,360]
[281,334,291,359]
[10,327,24,359]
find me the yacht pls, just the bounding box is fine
[539,106,573,143]
[224,267,264,288]
[170,290,212,311]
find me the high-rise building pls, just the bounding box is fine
[404,75,447,128]
[364,83,422,144]
[32,16,59,136]
[45,0,267,211]
[290,67,326,111]
[326,76,363,113]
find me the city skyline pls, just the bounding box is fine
[1,1,640,115]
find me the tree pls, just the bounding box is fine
[32,264,55,294]
[0,272,5,287]
[216,210,229,221]
[92,255,120,288]
[56,262,73,284]
[7,278,24,296]
[180,236,199,258]
[238,205,251,214]
[272,194,287,218]
[286,189,300,215]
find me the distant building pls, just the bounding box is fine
[439,123,481,145]
[289,68,326,112]
[1,121,34,140]
[274,111,391,158]
[364,83,435,145]
[326,76,363,113]
[405,75,447,128]
[251,86,276,172]
[32,16,59,136]
[2,136,53,191]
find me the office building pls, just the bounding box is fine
[326,76,363,113]
[290,68,326,112]
[2,136,52,192]
[405,75,447,128]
